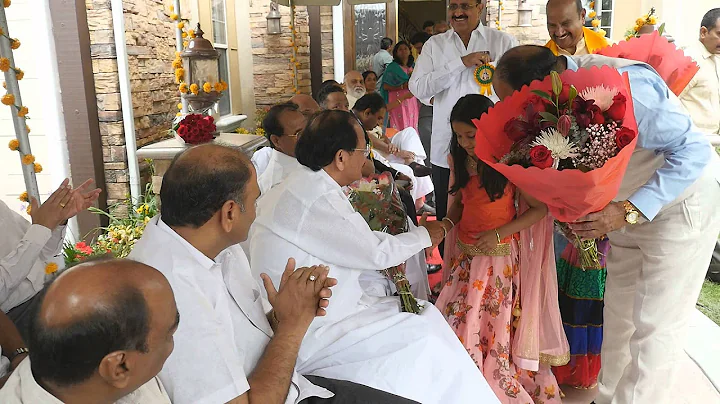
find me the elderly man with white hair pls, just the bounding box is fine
[343,71,367,110]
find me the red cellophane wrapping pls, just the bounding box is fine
[596,31,699,96]
[473,66,638,222]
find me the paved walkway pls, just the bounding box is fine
[562,309,720,403]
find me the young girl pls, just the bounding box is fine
[436,95,568,404]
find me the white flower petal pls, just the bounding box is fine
[580,85,619,111]
[531,128,580,160]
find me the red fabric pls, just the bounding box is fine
[596,31,700,96]
[553,354,602,388]
[472,66,638,222]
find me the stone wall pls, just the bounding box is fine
[86,0,182,208]
[486,0,550,45]
[249,0,334,107]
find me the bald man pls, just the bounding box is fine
[289,94,320,117]
[343,70,366,109]
[545,0,609,56]
[0,258,178,403]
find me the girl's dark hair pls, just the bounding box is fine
[449,94,508,201]
[392,41,415,67]
[295,110,361,171]
[352,92,386,114]
[362,70,377,81]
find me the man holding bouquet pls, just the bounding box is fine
[492,45,720,404]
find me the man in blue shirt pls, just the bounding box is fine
[493,46,720,404]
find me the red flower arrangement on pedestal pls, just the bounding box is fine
[173,113,216,145]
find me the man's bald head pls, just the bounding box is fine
[28,259,178,392]
[494,45,565,99]
[160,144,254,228]
[290,94,320,117]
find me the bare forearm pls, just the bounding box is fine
[247,328,305,404]
[370,136,391,154]
[497,205,547,240]
[0,311,24,354]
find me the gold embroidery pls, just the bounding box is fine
[540,351,571,367]
[457,239,511,257]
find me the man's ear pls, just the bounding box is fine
[269,134,281,149]
[98,351,132,389]
[334,149,346,171]
[220,200,241,233]
[700,27,709,39]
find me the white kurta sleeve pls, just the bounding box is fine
[41,226,66,261]
[409,42,467,102]
[0,223,52,303]
[280,191,432,271]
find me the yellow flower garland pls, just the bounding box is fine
[625,7,658,41]
[8,138,18,151]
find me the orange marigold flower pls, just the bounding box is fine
[34,163,42,173]
[3,0,10,8]
[18,106,28,117]
[15,69,24,80]
[176,112,182,117]
[0,58,10,72]
[181,31,188,38]
[183,41,188,48]
[592,18,601,28]
[189,83,199,95]
[170,13,178,20]
[10,39,20,50]
[214,82,223,92]
[172,58,182,69]
[21,154,35,165]
[220,80,228,91]
[18,191,28,202]
[169,5,173,11]
[8,138,19,151]
[188,30,195,38]
[26,204,31,215]
[177,22,184,29]
[177,103,182,110]
[45,262,58,275]
[202,82,212,93]
[179,83,188,93]
[2,93,15,105]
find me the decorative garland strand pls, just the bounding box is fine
[588,1,606,37]
[494,0,503,31]
[289,0,300,94]
[1,0,41,214]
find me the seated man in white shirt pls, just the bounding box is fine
[249,110,500,404]
[0,178,101,339]
[0,258,176,403]
[256,102,306,195]
[129,144,418,404]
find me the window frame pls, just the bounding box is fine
[211,0,232,116]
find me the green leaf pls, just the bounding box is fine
[658,22,666,36]
[531,90,553,102]
[539,112,559,123]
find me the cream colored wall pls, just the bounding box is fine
[612,0,717,49]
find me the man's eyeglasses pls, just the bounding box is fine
[286,128,303,138]
[448,3,478,11]
[352,143,371,158]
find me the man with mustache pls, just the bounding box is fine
[344,71,367,110]
[409,0,517,253]
[545,0,610,56]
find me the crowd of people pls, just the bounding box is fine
[1,0,719,403]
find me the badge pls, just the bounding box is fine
[474,63,495,97]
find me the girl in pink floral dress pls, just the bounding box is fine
[436,95,569,404]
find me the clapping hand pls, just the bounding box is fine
[30,178,101,231]
[261,258,337,333]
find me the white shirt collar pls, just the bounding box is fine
[156,217,216,271]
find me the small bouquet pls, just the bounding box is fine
[474,67,638,269]
[62,241,111,266]
[172,113,216,145]
[345,172,421,314]
[624,7,659,41]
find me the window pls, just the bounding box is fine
[582,0,614,38]
[212,0,231,116]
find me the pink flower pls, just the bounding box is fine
[557,115,572,137]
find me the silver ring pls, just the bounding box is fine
[309,275,317,282]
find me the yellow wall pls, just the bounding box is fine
[612,0,717,49]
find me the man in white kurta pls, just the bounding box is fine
[249,110,499,404]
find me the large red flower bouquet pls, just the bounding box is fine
[345,172,421,314]
[474,67,638,268]
[173,113,216,145]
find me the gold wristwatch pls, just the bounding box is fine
[623,201,640,225]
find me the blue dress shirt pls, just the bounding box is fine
[566,57,712,220]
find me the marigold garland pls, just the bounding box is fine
[0,57,9,72]
[179,83,188,93]
[4,0,10,8]
[26,205,31,215]
[10,38,19,50]
[170,13,178,21]
[214,82,223,92]
[18,191,28,202]
[625,8,658,41]
[15,69,23,80]
[21,154,34,165]
[44,262,58,275]
[33,163,42,173]
[8,138,18,150]
[1,93,14,105]
[189,83,199,95]
[17,105,27,117]
[202,82,212,93]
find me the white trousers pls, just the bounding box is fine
[597,174,720,404]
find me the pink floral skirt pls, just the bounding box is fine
[436,240,562,404]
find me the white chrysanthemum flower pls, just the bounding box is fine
[580,85,619,111]
[531,128,580,161]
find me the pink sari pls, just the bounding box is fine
[388,66,419,132]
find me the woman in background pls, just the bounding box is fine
[379,41,419,132]
[363,70,378,93]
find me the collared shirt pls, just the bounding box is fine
[556,37,588,56]
[257,148,300,195]
[679,40,720,135]
[0,200,65,312]
[251,147,274,177]
[566,56,714,220]
[372,49,393,78]
[128,218,332,404]
[0,358,171,403]
[409,24,518,167]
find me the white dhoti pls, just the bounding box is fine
[598,173,720,404]
[373,127,434,201]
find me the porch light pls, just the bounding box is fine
[181,24,221,111]
[267,2,282,35]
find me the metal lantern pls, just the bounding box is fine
[267,2,282,35]
[181,24,220,111]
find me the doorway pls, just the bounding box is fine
[342,2,397,74]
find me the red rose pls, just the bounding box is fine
[615,127,636,150]
[606,93,627,121]
[592,112,606,124]
[529,145,554,169]
[177,125,188,136]
[504,118,531,142]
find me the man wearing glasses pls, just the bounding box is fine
[409,0,518,254]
